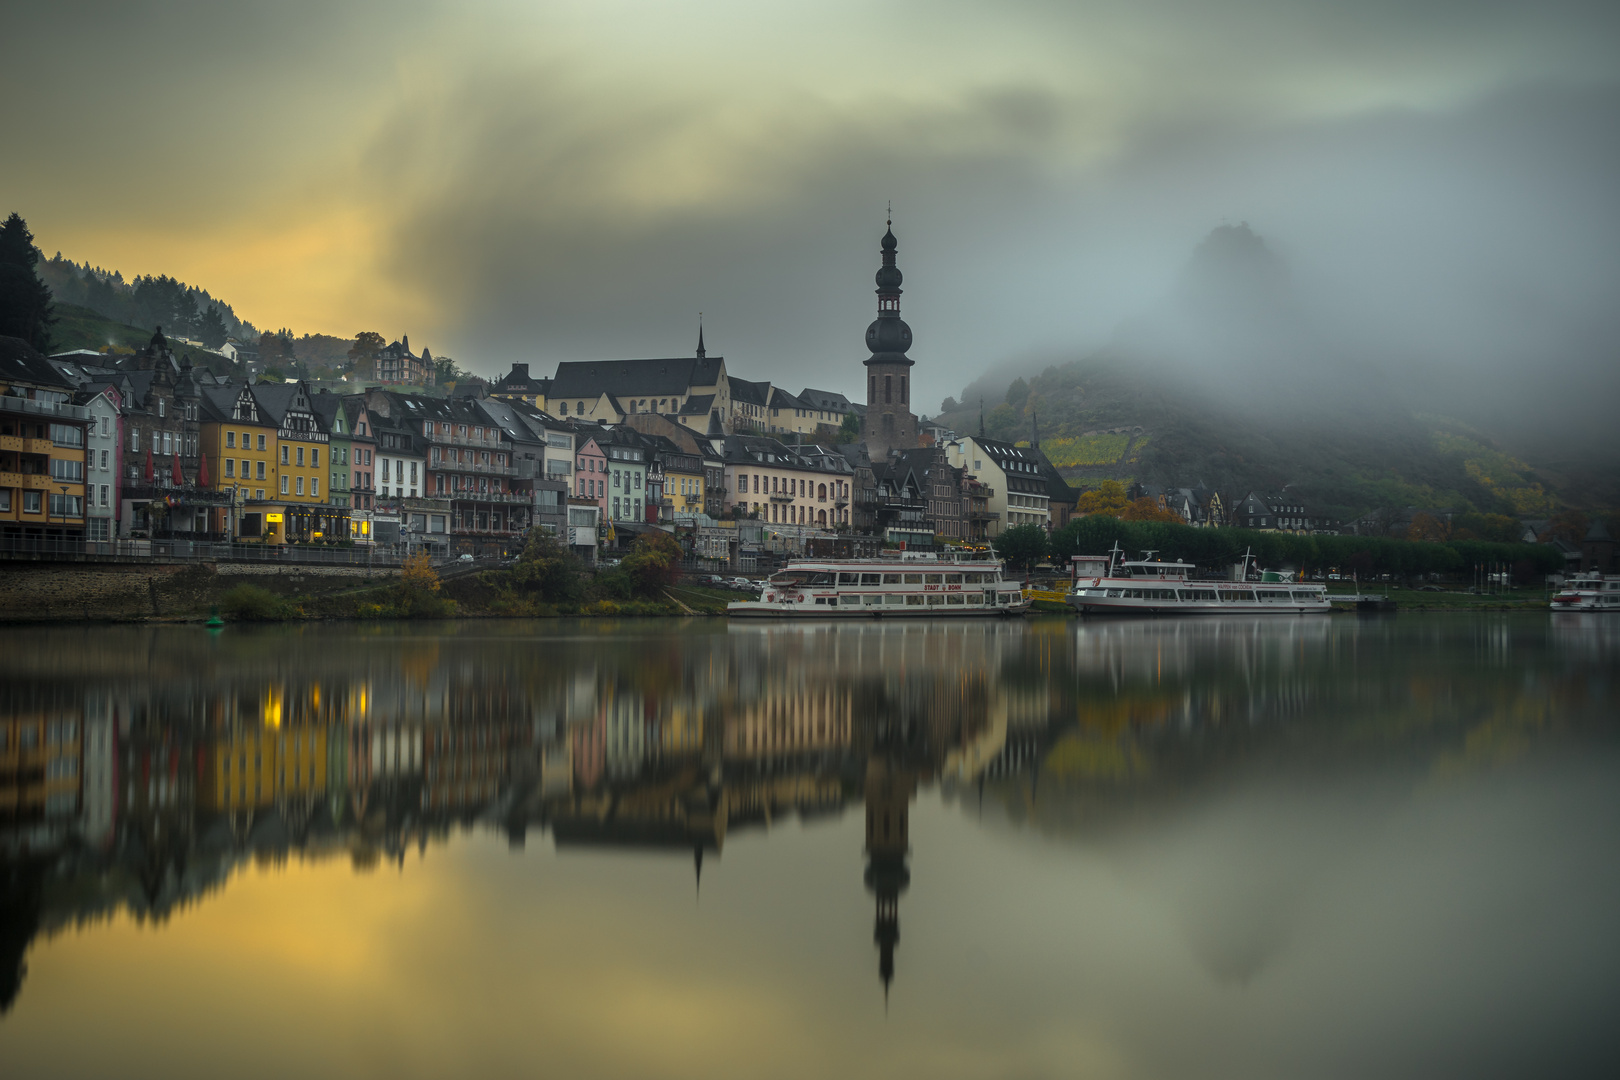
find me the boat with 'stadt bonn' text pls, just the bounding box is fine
[1065,547,1331,616]
[726,551,1031,618]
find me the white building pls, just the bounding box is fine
[79,386,123,541]
[944,435,1050,535]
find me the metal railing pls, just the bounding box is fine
[0,535,412,566]
[0,395,91,422]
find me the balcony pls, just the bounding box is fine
[767,492,795,503]
[0,471,54,490]
[968,510,1000,522]
[0,395,90,422]
[0,436,56,454]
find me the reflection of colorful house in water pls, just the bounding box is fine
[723,678,853,760]
[0,705,82,831]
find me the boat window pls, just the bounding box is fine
[885,594,905,605]
[945,573,963,585]
[883,573,901,584]
[838,573,859,585]
[946,594,965,604]
[861,573,882,586]
[967,594,983,604]
[864,594,883,605]
[904,573,923,584]
[839,594,861,605]
[1107,589,1123,598]
[925,573,943,585]
[1219,590,1256,602]
[926,594,944,605]
[1292,591,1317,601]
[905,595,925,606]
[814,597,828,605]
[808,572,834,585]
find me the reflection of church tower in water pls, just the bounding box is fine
[863,753,917,1001]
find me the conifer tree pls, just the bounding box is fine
[0,213,56,351]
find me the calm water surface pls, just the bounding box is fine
[1,614,1616,1079]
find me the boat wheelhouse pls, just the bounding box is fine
[1065,546,1330,616]
[1550,572,1620,612]
[726,551,1030,618]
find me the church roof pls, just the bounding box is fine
[550,355,724,399]
[727,376,772,407]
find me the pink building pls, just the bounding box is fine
[575,436,609,517]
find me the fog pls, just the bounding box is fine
[4,2,1618,450]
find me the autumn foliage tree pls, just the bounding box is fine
[1076,480,1130,516]
[395,552,454,617]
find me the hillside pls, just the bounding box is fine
[933,225,1611,518]
[934,362,1573,519]
[48,303,158,354]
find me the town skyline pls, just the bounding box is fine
[5,2,1618,418]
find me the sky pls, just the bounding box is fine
[5,0,1619,412]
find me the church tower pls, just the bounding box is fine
[860,219,919,458]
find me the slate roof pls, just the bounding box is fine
[549,355,724,399]
[727,376,771,408]
[0,335,76,390]
[798,388,854,412]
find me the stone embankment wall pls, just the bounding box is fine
[0,561,398,622]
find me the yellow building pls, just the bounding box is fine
[200,384,278,538]
[665,463,706,515]
[1,338,91,541]
[203,690,330,813]
[0,708,82,822]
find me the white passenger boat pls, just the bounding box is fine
[1549,572,1620,612]
[1065,547,1330,616]
[726,552,1031,618]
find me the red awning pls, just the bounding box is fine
[171,451,183,486]
[197,452,210,488]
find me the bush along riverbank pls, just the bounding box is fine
[217,531,734,622]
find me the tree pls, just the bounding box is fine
[132,274,199,338]
[838,411,861,442]
[348,330,385,378]
[1406,511,1451,542]
[993,524,1048,573]
[0,212,55,351]
[1004,377,1029,408]
[198,305,229,349]
[259,329,297,368]
[395,551,453,617]
[1076,479,1131,516]
[940,396,958,413]
[620,530,683,595]
[1121,497,1184,523]
[433,354,467,384]
[511,528,584,603]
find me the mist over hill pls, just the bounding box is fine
[937,223,1616,517]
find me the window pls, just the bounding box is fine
[225,459,235,478]
[256,488,264,499]
[296,447,305,467]
[257,434,266,451]
[311,478,320,496]
[49,493,83,517]
[100,485,109,507]
[281,445,289,464]
[256,461,265,480]
[281,476,289,494]
[50,458,84,481]
[311,448,319,467]
[0,490,9,511]
[226,432,236,448]
[158,400,165,418]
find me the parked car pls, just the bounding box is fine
[458,553,474,562]
[730,577,758,591]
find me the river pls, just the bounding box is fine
[0,614,1616,1079]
